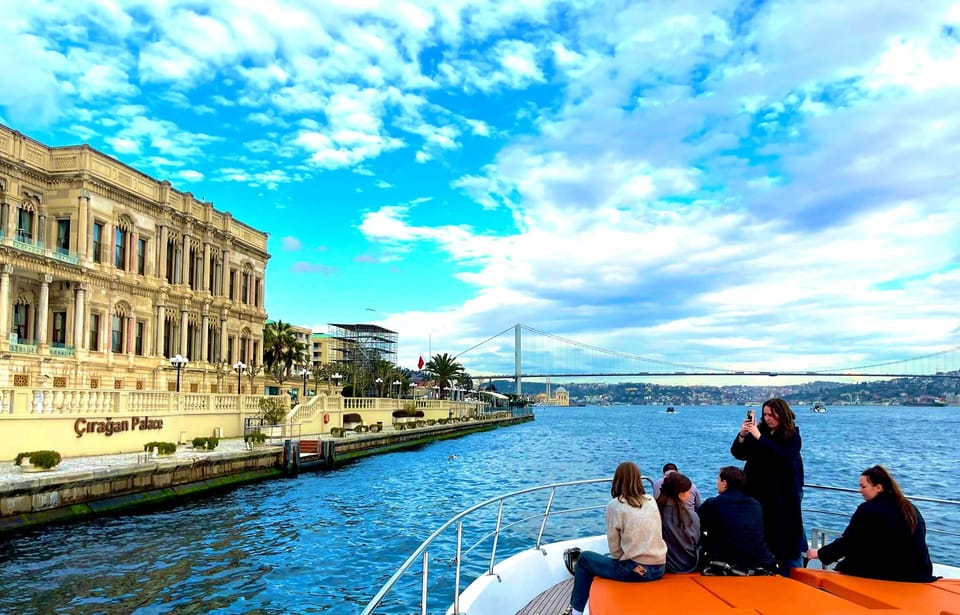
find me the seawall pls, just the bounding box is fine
[0,415,533,533]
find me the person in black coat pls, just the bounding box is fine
[698,466,776,572]
[806,465,934,582]
[731,398,806,573]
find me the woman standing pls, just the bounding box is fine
[731,398,806,573]
[807,465,933,582]
[564,461,666,615]
[655,471,701,573]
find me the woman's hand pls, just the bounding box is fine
[745,421,761,439]
[806,548,819,560]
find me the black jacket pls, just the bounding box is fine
[698,488,776,571]
[818,492,934,582]
[731,426,807,561]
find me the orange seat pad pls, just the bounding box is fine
[790,569,960,614]
[694,575,869,612]
[589,574,738,614]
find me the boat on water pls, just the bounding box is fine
[363,478,960,615]
[666,406,676,413]
[812,402,826,413]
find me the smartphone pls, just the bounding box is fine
[746,409,755,423]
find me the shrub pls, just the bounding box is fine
[143,441,177,455]
[244,431,267,444]
[414,410,425,418]
[257,397,289,425]
[192,436,220,450]
[14,450,62,469]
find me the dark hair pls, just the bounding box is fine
[719,466,746,491]
[862,465,918,533]
[656,471,695,529]
[762,398,797,439]
[662,462,678,474]
[611,461,647,508]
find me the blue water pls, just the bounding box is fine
[0,405,957,614]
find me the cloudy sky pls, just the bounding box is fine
[3,1,959,379]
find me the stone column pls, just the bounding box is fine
[201,312,209,362]
[179,308,188,357]
[220,317,228,362]
[220,249,230,297]
[181,234,190,286]
[126,314,135,355]
[158,226,168,281]
[202,242,210,292]
[130,230,139,273]
[37,274,51,347]
[73,283,86,350]
[155,303,166,357]
[104,222,114,267]
[77,193,89,258]
[0,263,12,339]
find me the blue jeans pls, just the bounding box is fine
[570,551,665,611]
[778,556,803,576]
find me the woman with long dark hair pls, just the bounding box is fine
[564,462,666,615]
[731,397,806,573]
[807,465,934,582]
[655,471,701,573]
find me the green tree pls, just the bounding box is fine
[424,353,466,399]
[263,321,307,385]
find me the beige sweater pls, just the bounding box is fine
[605,494,668,565]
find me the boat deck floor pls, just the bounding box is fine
[516,577,572,615]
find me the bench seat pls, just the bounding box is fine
[790,568,960,615]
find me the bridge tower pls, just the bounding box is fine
[515,323,522,396]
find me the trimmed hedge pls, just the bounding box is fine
[143,441,177,455]
[192,436,220,450]
[244,431,267,444]
[14,450,62,469]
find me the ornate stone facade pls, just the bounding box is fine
[0,123,270,392]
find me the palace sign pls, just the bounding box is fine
[74,417,164,438]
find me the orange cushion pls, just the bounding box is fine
[589,574,736,614]
[818,575,960,615]
[790,567,839,588]
[694,575,870,612]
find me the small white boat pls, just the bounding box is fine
[812,402,827,413]
[362,479,960,615]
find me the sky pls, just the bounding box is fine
[2,0,959,380]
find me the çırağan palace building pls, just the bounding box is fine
[0,123,279,461]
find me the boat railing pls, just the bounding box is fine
[802,483,960,567]
[363,480,960,615]
[361,476,617,615]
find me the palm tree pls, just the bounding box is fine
[424,352,466,399]
[263,321,307,385]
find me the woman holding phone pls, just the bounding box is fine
[731,398,806,574]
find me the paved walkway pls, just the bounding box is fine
[0,438,252,487]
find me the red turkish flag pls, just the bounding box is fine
[417,355,425,369]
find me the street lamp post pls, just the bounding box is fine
[300,366,312,402]
[375,377,383,398]
[170,354,188,392]
[233,361,246,394]
[393,379,401,399]
[332,372,342,395]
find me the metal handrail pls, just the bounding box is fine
[361,480,960,615]
[360,477,613,615]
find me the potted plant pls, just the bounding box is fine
[15,450,62,472]
[392,403,418,427]
[192,437,220,451]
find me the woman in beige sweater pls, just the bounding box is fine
[565,461,667,615]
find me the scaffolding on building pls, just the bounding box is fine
[328,323,398,374]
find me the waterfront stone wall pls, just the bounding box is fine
[0,413,533,533]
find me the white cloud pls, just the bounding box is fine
[281,236,303,251]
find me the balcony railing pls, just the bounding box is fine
[50,342,75,357]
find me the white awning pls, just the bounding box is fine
[479,391,509,400]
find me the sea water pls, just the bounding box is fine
[0,404,956,614]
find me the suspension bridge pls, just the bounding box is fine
[452,324,960,395]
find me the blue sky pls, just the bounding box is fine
[3,1,959,379]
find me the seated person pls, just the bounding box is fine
[656,471,701,573]
[698,465,776,572]
[806,465,934,582]
[564,461,667,615]
[652,463,702,511]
